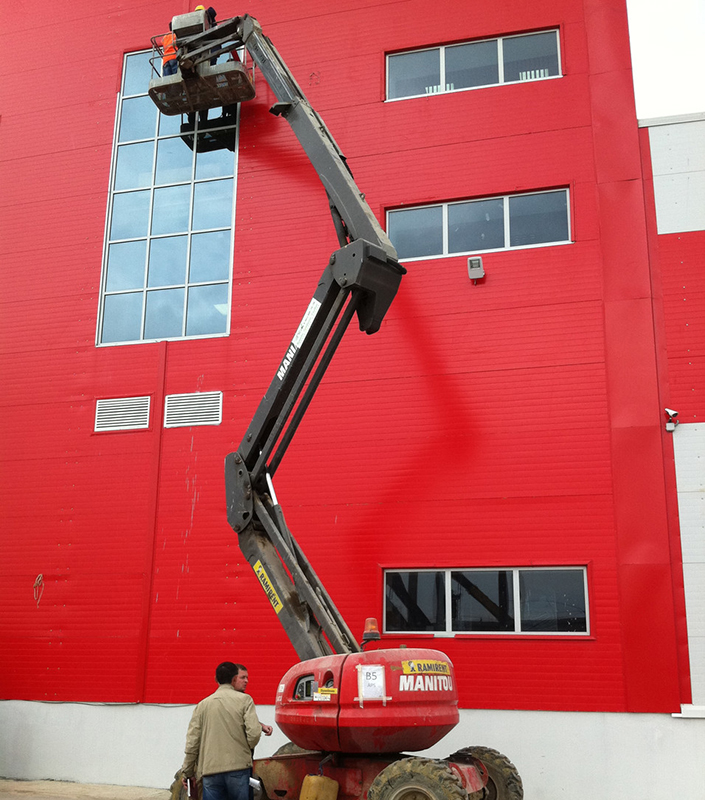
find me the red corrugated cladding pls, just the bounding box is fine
[0,0,688,713]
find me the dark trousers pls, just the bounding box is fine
[202,768,251,800]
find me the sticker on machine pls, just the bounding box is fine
[253,560,283,614]
[401,659,450,675]
[292,298,322,348]
[398,673,454,692]
[313,692,332,702]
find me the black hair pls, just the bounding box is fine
[215,661,247,684]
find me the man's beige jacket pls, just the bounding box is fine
[182,683,264,778]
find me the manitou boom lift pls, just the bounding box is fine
[150,11,522,800]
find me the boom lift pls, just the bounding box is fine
[150,11,522,800]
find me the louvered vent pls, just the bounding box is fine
[95,396,151,432]
[164,391,223,428]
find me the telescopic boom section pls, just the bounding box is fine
[157,13,405,661]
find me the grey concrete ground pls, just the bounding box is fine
[0,780,170,800]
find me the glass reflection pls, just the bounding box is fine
[448,198,505,253]
[196,139,236,179]
[189,231,231,283]
[385,571,446,632]
[509,190,568,247]
[387,49,440,99]
[388,206,443,259]
[144,288,185,339]
[155,137,194,185]
[123,52,153,96]
[519,569,586,632]
[192,179,233,230]
[148,236,188,287]
[115,142,154,190]
[503,31,559,83]
[152,185,191,235]
[110,191,150,240]
[451,571,514,632]
[446,40,499,90]
[159,113,182,137]
[119,96,158,142]
[106,240,147,291]
[186,284,229,335]
[102,292,143,343]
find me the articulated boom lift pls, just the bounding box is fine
[150,11,522,800]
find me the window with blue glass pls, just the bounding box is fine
[387,30,561,100]
[98,51,237,345]
[387,189,570,260]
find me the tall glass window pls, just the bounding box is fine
[98,51,237,345]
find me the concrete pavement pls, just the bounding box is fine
[0,780,170,800]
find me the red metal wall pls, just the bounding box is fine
[0,0,687,712]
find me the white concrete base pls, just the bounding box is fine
[1,701,704,798]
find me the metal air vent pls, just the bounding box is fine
[95,396,151,432]
[164,391,223,428]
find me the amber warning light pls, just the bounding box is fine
[361,617,381,645]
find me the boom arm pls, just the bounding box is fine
[164,14,405,660]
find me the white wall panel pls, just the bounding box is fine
[649,118,705,234]
[673,423,705,705]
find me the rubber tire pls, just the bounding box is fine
[447,747,523,800]
[367,756,469,800]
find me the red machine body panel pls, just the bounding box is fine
[275,649,458,753]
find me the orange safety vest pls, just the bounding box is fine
[162,32,177,65]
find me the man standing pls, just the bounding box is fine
[182,662,273,800]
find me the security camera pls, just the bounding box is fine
[665,408,679,432]
[665,408,678,418]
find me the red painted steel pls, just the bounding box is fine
[0,0,692,715]
[275,649,458,753]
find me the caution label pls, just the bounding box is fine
[253,560,283,614]
[401,659,450,675]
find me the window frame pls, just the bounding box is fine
[386,188,572,261]
[97,50,239,347]
[385,29,562,102]
[383,566,590,637]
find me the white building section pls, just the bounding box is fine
[645,114,705,234]
[2,701,705,798]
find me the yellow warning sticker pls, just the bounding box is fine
[253,560,283,614]
[402,659,450,675]
[317,686,338,694]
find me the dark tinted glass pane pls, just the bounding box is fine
[446,41,499,90]
[123,52,153,96]
[388,206,443,259]
[190,231,231,282]
[115,142,154,190]
[503,32,559,83]
[119,96,158,142]
[152,185,191,235]
[388,50,441,99]
[519,569,587,632]
[196,140,236,179]
[451,571,514,632]
[448,198,505,252]
[193,179,233,230]
[144,288,184,339]
[186,284,229,336]
[509,191,568,247]
[385,571,446,632]
[155,137,194,185]
[106,240,147,291]
[148,236,188,287]
[110,191,150,240]
[102,292,143,343]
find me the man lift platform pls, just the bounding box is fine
[148,9,256,117]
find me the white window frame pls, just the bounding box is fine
[386,29,562,101]
[383,566,590,636]
[97,50,238,347]
[386,188,571,261]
